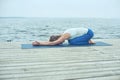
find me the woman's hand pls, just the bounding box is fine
[32,41,40,46]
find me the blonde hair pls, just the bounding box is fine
[49,35,61,42]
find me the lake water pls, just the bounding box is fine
[0,17,120,42]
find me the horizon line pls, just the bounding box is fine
[0,17,120,19]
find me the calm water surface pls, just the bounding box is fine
[0,18,120,42]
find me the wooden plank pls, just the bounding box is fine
[0,69,120,80]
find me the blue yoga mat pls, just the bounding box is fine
[21,41,112,49]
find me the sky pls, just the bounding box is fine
[0,0,120,18]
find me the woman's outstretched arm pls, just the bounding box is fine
[32,33,70,46]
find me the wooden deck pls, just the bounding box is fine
[0,39,120,80]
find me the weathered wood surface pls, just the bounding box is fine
[0,39,120,80]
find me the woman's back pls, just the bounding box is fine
[63,27,88,39]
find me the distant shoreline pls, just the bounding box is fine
[0,17,120,19]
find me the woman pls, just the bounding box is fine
[32,27,95,46]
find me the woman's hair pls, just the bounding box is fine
[49,35,61,42]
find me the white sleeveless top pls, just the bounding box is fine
[63,27,88,39]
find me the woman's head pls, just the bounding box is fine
[49,35,61,42]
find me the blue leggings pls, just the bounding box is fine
[68,29,94,45]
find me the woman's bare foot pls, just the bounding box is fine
[89,40,95,44]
